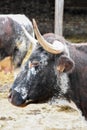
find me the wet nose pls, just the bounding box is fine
[8,90,25,107]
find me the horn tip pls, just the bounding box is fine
[32,19,37,29]
[32,18,35,23]
[32,18,35,25]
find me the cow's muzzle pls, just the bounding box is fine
[8,90,25,107]
[8,89,34,107]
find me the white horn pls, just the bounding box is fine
[22,26,38,45]
[33,19,65,54]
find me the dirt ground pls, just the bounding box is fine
[0,91,87,130]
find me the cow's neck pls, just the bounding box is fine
[68,44,87,118]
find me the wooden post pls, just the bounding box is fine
[54,0,64,36]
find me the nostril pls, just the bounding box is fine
[8,90,25,106]
[8,93,11,99]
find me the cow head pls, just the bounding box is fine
[8,19,75,107]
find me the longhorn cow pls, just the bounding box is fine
[0,14,35,71]
[9,19,87,119]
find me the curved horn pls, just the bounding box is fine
[21,26,38,45]
[32,19,65,54]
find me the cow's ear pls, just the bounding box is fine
[57,55,75,73]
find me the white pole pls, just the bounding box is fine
[54,0,64,36]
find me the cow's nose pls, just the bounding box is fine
[8,90,25,107]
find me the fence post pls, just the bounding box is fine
[54,0,64,36]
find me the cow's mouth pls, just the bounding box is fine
[8,90,34,107]
[8,91,42,107]
[8,95,45,107]
[8,93,49,107]
[8,94,34,107]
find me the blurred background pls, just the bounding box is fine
[0,0,87,41]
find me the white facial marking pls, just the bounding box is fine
[14,85,28,100]
[31,67,36,75]
[21,87,28,99]
[27,70,31,80]
[29,61,37,75]
[59,73,69,94]
[55,67,69,94]
[27,62,37,80]
[40,54,48,66]
[14,86,20,93]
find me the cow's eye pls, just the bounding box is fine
[32,61,39,66]
[29,61,39,68]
